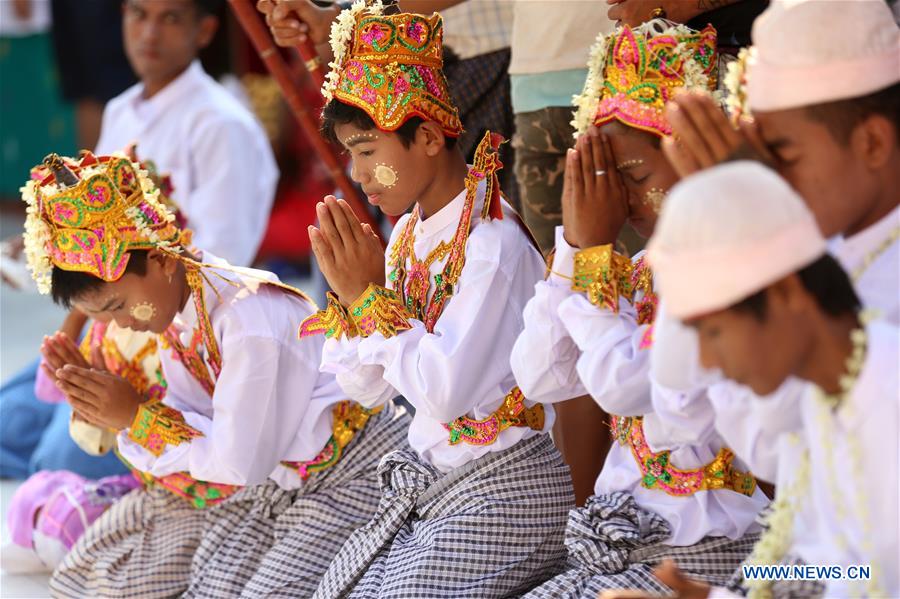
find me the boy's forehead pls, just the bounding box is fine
[755,107,823,146]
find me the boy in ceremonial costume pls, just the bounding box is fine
[651,0,900,494]
[618,161,899,599]
[21,152,409,598]
[297,3,574,597]
[510,20,767,598]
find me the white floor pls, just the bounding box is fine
[1,481,52,598]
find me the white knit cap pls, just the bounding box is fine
[746,0,900,112]
[646,161,827,319]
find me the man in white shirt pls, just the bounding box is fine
[98,0,278,266]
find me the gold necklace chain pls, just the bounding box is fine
[851,224,899,282]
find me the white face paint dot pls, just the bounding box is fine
[374,163,398,188]
[643,188,666,214]
[130,302,157,322]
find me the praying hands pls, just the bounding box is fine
[309,196,386,306]
[663,92,775,178]
[562,127,630,249]
[47,337,146,431]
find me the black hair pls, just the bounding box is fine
[320,100,457,149]
[192,0,223,16]
[731,253,861,320]
[51,250,149,309]
[805,82,900,145]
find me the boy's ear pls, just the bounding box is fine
[851,113,897,170]
[147,248,177,277]
[417,121,447,157]
[770,273,811,316]
[197,14,219,49]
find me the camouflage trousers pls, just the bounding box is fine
[513,107,646,256]
[512,107,574,254]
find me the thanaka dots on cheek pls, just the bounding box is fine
[643,187,667,213]
[374,163,398,188]
[130,301,157,322]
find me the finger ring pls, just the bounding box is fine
[595,170,607,176]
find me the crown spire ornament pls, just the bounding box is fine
[572,20,718,138]
[324,1,463,137]
[21,152,183,294]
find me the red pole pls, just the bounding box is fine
[228,0,380,237]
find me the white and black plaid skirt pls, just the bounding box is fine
[184,401,412,598]
[523,491,761,598]
[312,432,575,599]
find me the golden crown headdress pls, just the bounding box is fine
[324,0,463,137]
[572,20,718,138]
[22,151,184,294]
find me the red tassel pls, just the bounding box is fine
[477,131,507,221]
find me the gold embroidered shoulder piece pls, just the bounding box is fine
[349,284,414,339]
[571,244,634,311]
[128,400,203,457]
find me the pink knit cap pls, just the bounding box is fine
[647,161,827,319]
[746,0,900,112]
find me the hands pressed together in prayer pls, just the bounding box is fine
[663,92,775,179]
[310,196,386,306]
[561,126,630,249]
[42,332,145,431]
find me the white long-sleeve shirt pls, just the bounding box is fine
[320,179,550,473]
[117,252,347,490]
[710,321,900,598]
[511,227,766,546]
[511,228,767,546]
[95,61,278,266]
[652,205,900,483]
[797,320,899,598]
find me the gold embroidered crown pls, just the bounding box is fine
[22,151,184,294]
[324,1,463,137]
[572,20,718,138]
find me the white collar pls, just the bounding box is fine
[835,205,900,272]
[413,176,485,239]
[129,61,206,123]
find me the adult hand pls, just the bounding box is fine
[606,0,707,27]
[561,128,630,249]
[662,92,774,178]
[257,0,339,47]
[55,366,144,430]
[597,560,712,599]
[309,196,385,305]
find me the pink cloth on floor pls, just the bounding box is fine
[34,359,65,404]
[7,470,140,550]
[35,320,108,404]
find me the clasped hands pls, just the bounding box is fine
[41,331,145,431]
[309,196,386,306]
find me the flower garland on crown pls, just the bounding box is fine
[571,30,611,137]
[723,47,751,122]
[21,151,181,295]
[571,19,718,138]
[323,0,385,101]
[21,179,53,294]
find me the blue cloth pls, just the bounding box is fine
[0,359,128,480]
[510,68,588,114]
